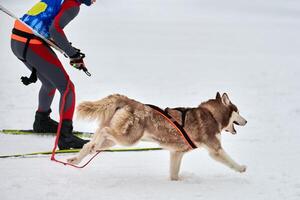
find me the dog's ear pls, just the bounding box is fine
[216,92,221,101]
[222,93,231,105]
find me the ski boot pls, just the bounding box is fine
[58,120,89,150]
[33,109,58,133]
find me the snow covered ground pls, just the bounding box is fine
[0,0,300,199]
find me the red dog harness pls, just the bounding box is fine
[146,104,197,150]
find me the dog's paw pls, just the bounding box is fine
[170,176,180,181]
[67,157,80,165]
[237,165,247,173]
[170,174,181,181]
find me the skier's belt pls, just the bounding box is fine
[11,28,42,45]
[146,104,197,150]
[12,28,44,60]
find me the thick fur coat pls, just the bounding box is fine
[68,92,247,180]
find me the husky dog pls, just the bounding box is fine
[67,92,247,180]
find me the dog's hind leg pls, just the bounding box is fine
[205,137,246,173]
[67,127,116,165]
[169,151,184,181]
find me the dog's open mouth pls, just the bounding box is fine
[232,124,237,134]
[225,123,237,134]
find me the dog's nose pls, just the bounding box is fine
[244,120,247,125]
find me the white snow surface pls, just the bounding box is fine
[0,0,300,199]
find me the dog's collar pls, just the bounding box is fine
[146,104,197,150]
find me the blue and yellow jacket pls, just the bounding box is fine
[20,0,64,38]
[19,0,92,38]
[12,0,92,56]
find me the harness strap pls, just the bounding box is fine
[12,28,41,85]
[51,79,101,168]
[12,28,41,39]
[12,28,37,61]
[146,104,197,150]
[168,107,190,127]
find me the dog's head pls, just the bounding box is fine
[201,92,247,134]
[216,92,247,134]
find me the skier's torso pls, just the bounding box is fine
[20,0,65,38]
[12,0,82,57]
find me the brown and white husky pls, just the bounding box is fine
[67,92,247,180]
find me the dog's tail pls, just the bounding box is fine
[76,94,127,123]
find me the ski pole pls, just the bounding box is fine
[0,4,92,77]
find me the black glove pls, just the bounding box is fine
[70,43,81,53]
[70,51,86,70]
[69,45,91,76]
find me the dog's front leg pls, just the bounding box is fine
[67,142,98,165]
[170,151,184,181]
[208,148,246,173]
[67,127,107,165]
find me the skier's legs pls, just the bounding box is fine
[11,39,87,149]
[32,46,74,120]
[23,62,56,112]
[13,40,75,120]
[38,85,56,112]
